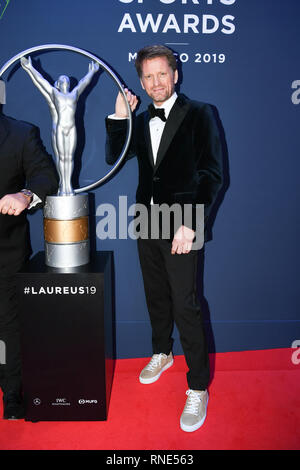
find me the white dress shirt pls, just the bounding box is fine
[149,92,177,166]
[148,92,177,203]
[29,193,42,209]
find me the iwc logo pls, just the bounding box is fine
[52,397,71,406]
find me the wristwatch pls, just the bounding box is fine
[20,189,33,203]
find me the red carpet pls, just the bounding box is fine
[0,348,299,450]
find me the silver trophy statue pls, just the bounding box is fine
[0,44,132,269]
[21,56,99,268]
[21,57,99,196]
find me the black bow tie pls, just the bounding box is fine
[148,104,167,122]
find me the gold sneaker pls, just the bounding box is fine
[180,389,209,432]
[139,352,173,384]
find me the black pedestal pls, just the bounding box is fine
[16,251,115,421]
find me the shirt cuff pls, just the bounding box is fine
[107,113,128,120]
[28,193,42,209]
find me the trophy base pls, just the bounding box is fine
[17,251,115,421]
[43,194,90,268]
[45,240,90,268]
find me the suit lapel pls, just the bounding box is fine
[154,94,190,171]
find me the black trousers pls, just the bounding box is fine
[137,237,210,390]
[0,273,22,394]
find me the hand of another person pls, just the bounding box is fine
[0,193,31,216]
[171,225,195,255]
[115,88,138,117]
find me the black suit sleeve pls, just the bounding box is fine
[194,104,223,222]
[105,117,136,165]
[21,125,58,205]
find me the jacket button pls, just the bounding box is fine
[153,176,160,182]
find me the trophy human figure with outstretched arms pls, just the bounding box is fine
[21,56,99,195]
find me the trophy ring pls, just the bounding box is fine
[0,43,132,193]
[0,45,132,268]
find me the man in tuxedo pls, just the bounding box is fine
[0,79,58,419]
[106,45,223,432]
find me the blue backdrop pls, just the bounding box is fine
[0,0,299,358]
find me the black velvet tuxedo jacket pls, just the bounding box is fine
[106,93,223,238]
[0,113,58,274]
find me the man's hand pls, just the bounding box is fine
[171,225,195,255]
[115,88,138,117]
[0,193,30,216]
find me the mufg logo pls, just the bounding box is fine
[0,1,11,19]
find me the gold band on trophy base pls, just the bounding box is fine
[43,194,90,268]
[44,217,89,244]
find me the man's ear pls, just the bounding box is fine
[174,69,178,85]
[140,78,145,90]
